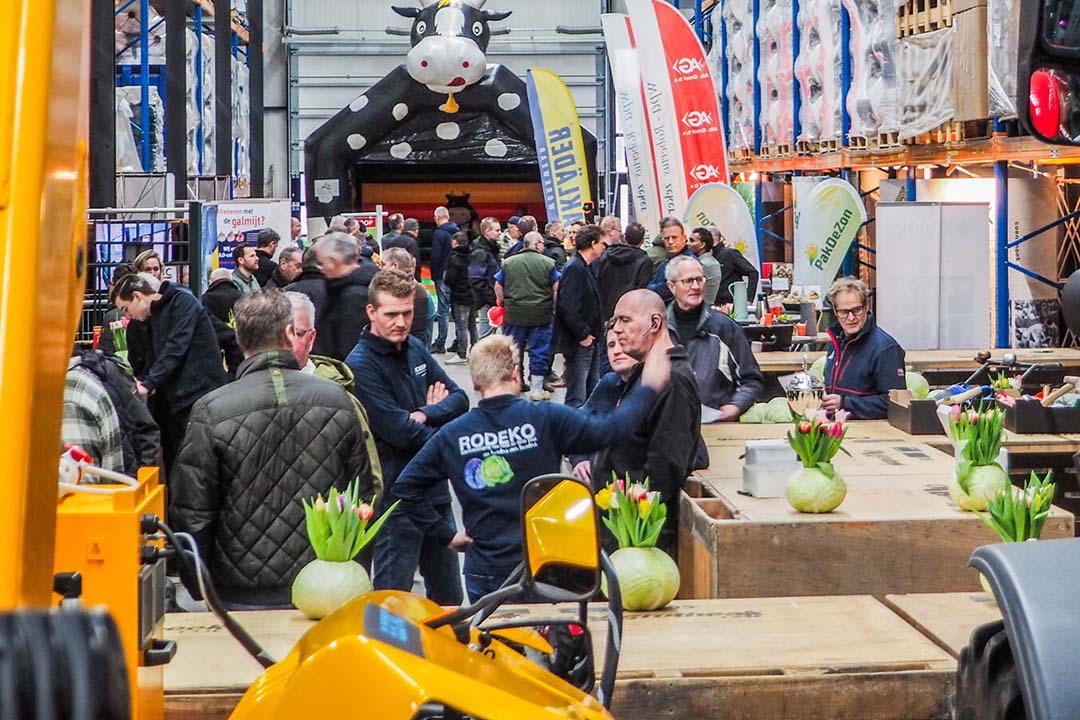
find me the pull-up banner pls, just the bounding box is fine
[683,182,760,271]
[625,0,729,218]
[794,178,867,304]
[526,69,593,224]
[601,13,660,240]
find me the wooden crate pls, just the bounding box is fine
[850,131,903,152]
[164,597,958,720]
[885,592,1002,657]
[795,140,820,155]
[818,138,843,154]
[729,146,754,161]
[678,442,1075,600]
[897,0,954,38]
[904,118,991,145]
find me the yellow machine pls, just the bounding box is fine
[230,476,623,720]
[54,467,172,720]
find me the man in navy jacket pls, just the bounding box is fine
[346,269,469,605]
[647,217,695,302]
[554,225,605,407]
[430,206,460,353]
[393,333,671,602]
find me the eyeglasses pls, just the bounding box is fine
[834,305,866,319]
[295,327,313,338]
[675,276,705,287]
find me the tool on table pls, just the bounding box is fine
[1041,377,1078,407]
[936,385,988,406]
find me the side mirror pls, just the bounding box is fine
[1018,0,1080,144]
[520,475,601,602]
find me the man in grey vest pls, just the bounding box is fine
[495,231,560,401]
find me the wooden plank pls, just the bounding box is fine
[884,592,1002,658]
[754,348,1080,374]
[164,597,956,720]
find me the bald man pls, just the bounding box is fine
[583,289,707,558]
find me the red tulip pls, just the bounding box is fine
[798,420,812,434]
[356,503,374,522]
[830,422,844,439]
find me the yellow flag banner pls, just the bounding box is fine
[526,68,593,223]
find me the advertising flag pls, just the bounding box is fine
[794,178,867,304]
[526,69,593,224]
[683,182,759,271]
[601,13,661,240]
[625,0,728,218]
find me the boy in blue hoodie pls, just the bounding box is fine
[393,332,672,602]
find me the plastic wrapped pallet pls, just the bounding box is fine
[898,26,954,139]
[794,0,843,146]
[201,32,216,175]
[988,0,1017,117]
[185,29,216,176]
[115,89,143,173]
[757,0,796,150]
[842,0,901,140]
[721,0,756,153]
[232,56,251,190]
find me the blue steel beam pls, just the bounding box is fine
[139,0,150,170]
[1005,262,1063,291]
[994,154,1009,347]
[1006,208,1080,250]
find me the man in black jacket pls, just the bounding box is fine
[599,289,707,559]
[171,290,380,608]
[384,217,422,281]
[542,220,568,269]
[430,207,460,353]
[554,225,605,407]
[315,231,377,360]
[285,248,330,353]
[111,273,226,474]
[345,270,469,605]
[382,212,405,249]
[265,246,302,290]
[254,229,280,287]
[201,268,241,324]
[594,221,653,325]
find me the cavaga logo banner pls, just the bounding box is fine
[794,178,866,300]
[683,182,759,271]
[526,69,593,224]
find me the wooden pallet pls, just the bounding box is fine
[728,146,753,161]
[850,130,903,152]
[903,118,991,145]
[897,0,953,38]
[795,140,819,156]
[818,138,843,154]
[760,143,793,158]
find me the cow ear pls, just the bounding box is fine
[391,6,422,18]
[484,9,512,21]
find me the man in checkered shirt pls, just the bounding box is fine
[62,357,125,474]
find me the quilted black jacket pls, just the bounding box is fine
[170,350,382,606]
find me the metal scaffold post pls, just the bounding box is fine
[995,120,1010,348]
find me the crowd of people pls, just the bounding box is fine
[63,208,905,608]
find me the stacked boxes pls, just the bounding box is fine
[757,0,796,155]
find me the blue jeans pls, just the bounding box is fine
[562,342,600,408]
[433,280,450,347]
[465,570,542,604]
[504,324,553,377]
[373,503,463,606]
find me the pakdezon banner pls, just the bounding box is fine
[602,13,660,240]
[794,178,866,305]
[526,69,593,224]
[625,0,728,217]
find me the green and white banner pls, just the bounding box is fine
[682,182,759,270]
[794,178,866,306]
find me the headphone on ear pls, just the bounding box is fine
[650,316,660,332]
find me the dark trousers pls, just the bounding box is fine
[373,503,463,606]
[153,401,192,481]
[452,304,478,357]
[563,343,600,408]
[504,323,553,377]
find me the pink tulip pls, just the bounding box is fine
[614,478,625,493]
[830,422,844,439]
[628,484,648,502]
[834,409,850,425]
[811,409,831,426]
[950,405,962,422]
[357,503,374,521]
[968,410,979,425]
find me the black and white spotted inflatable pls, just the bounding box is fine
[303,0,596,230]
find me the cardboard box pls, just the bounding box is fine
[952,5,989,120]
[888,389,947,435]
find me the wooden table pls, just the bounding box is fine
[164,597,957,720]
[884,592,1002,658]
[679,440,1075,600]
[753,347,1080,375]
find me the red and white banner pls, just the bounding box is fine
[601,13,661,240]
[625,0,729,218]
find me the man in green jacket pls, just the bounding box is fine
[494,231,560,401]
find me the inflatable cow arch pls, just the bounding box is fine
[303,0,598,229]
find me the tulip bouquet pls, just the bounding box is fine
[292,478,397,619]
[784,409,850,513]
[301,479,396,562]
[978,471,1056,543]
[595,474,680,611]
[110,316,130,364]
[948,404,1008,511]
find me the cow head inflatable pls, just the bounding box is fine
[392,0,512,100]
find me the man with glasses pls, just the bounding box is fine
[647,217,696,302]
[666,255,763,423]
[822,277,906,419]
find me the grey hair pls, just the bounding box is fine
[664,254,702,282]
[234,290,293,355]
[524,231,545,251]
[434,206,449,219]
[209,267,232,283]
[285,290,316,327]
[314,231,357,264]
[137,272,162,291]
[544,220,564,235]
[827,276,869,307]
[382,246,415,271]
[278,246,302,264]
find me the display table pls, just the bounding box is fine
[752,347,1080,375]
[679,440,1074,599]
[163,597,957,720]
[884,592,1002,658]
